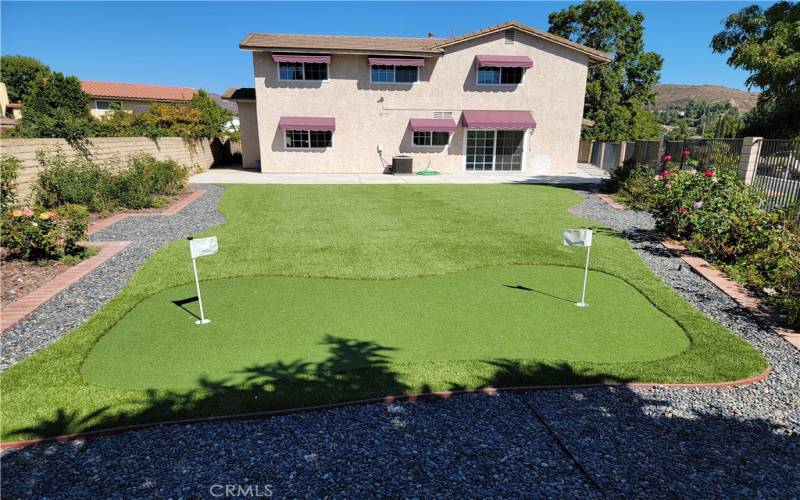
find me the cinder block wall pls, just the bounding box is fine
[0,137,214,202]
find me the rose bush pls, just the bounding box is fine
[1,204,89,261]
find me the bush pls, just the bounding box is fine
[18,72,94,140]
[34,151,188,212]
[617,164,658,210]
[1,155,20,209]
[1,204,88,261]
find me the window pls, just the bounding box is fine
[465,130,524,171]
[285,130,332,149]
[413,131,450,147]
[278,62,328,81]
[476,66,524,85]
[95,100,123,111]
[371,65,418,84]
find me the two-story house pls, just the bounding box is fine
[225,20,610,174]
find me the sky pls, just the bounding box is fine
[1,1,772,94]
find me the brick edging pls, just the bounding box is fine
[0,365,771,451]
[593,192,800,350]
[86,190,207,235]
[0,241,131,333]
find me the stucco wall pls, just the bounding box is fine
[236,101,261,168]
[0,137,214,202]
[251,30,589,174]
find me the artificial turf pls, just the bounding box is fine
[0,184,767,440]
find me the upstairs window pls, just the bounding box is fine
[477,66,524,85]
[278,61,328,81]
[413,131,450,147]
[285,130,333,149]
[371,64,418,84]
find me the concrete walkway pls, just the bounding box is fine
[190,164,608,185]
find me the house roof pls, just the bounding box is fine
[222,87,256,101]
[240,20,612,65]
[80,81,197,102]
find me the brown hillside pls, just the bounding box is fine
[655,84,760,112]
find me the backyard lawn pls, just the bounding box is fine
[1,184,767,440]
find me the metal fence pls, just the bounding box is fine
[663,138,744,172]
[752,139,800,217]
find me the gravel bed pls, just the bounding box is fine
[1,188,798,497]
[0,185,224,370]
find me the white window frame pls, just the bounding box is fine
[462,129,528,172]
[369,64,419,85]
[284,129,334,150]
[277,61,330,82]
[475,66,526,87]
[412,130,451,148]
[95,100,123,111]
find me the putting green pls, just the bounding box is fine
[82,265,689,390]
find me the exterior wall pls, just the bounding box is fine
[0,82,9,116]
[236,101,261,168]
[89,99,156,117]
[0,137,215,201]
[251,30,589,174]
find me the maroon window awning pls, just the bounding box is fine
[272,54,331,64]
[368,57,425,67]
[474,55,533,68]
[278,117,336,131]
[461,110,536,129]
[409,118,457,133]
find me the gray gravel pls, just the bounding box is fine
[2,188,798,498]
[0,185,225,369]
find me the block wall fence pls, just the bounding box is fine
[0,137,216,202]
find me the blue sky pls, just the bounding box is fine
[1,1,771,94]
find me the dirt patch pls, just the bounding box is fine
[1,258,71,307]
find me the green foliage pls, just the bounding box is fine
[712,1,800,138]
[95,89,233,141]
[548,0,663,141]
[1,204,88,261]
[34,150,188,212]
[617,164,658,210]
[665,121,692,140]
[0,55,51,103]
[1,155,20,209]
[18,72,94,140]
[706,111,744,138]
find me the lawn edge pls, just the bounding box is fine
[0,364,771,450]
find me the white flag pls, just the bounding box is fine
[189,236,218,259]
[563,229,592,247]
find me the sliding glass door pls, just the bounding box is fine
[465,130,524,171]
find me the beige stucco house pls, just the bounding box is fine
[226,20,610,174]
[81,81,197,118]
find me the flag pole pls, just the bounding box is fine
[577,244,591,308]
[188,237,210,325]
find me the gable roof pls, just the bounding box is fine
[222,87,256,101]
[80,81,197,102]
[240,20,612,65]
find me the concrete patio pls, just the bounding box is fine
[190,164,608,185]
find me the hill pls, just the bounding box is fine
[655,84,760,112]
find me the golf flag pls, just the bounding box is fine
[563,229,592,248]
[189,236,218,259]
[563,229,593,308]
[188,236,217,325]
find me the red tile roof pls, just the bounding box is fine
[80,81,197,102]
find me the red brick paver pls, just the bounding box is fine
[1,241,131,333]
[86,190,206,235]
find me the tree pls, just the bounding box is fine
[18,72,94,140]
[0,55,51,103]
[711,1,800,138]
[548,0,663,141]
[706,111,743,138]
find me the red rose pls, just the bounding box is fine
[662,154,672,162]
[660,170,671,178]
[678,207,688,215]
[681,150,690,158]
[704,169,714,177]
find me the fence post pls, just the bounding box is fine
[738,137,762,185]
[617,142,627,168]
[596,142,606,169]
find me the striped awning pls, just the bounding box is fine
[278,116,336,131]
[409,118,457,132]
[368,57,425,67]
[272,54,331,64]
[474,55,533,68]
[461,110,536,129]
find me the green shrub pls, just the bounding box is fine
[18,72,94,140]
[128,155,187,196]
[1,204,88,261]
[1,155,20,209]
[34,150,112,211]
[617,164,658,210]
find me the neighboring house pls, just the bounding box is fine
[228,20,610,173]
[0,82,22,129]
[81,81,197,118]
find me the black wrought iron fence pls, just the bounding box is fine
[752,138,800,217]
[664,138,743,172]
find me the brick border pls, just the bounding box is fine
[0,364,771,451]
[86,190,206,235]
[594,193,800,350]
[1,241,131,333]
